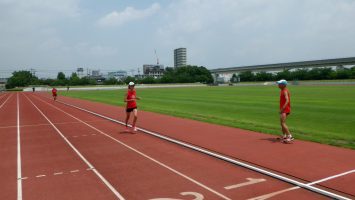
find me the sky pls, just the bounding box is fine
[0,0,355,78]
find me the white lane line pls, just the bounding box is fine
[0,93,12,109]
[17,93,22,200]
[0,125,17,129]
[18,177,28,180]
[248,169,355,200]
[54,172,64,175]
[224,178,266,190]
[70,170,80,173]
[248,187,299,200]
[24,94,125,200]
[46,95,352,200]
[87,168,95,171]
[36,175,46,178]
[306,169,355,186]
[34,94,232,200]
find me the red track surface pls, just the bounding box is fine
[0,92,354,200]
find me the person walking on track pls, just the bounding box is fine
[52,87,57,101]
[277,79,294,143]
[124,82,140,132]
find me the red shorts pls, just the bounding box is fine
[52,93,57,97]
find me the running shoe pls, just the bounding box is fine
[283,137,294,144]
[133,126,137,131]
[276,135,286,141]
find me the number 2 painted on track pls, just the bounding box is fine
[149,191,204,200]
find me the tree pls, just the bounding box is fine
[123,76,136,84]
[57,72,66,80]
[239,71,255,82]
[104,77,118,85]
[292,69,309,80]
[255,71,273,81]
[351,66,355,78]
[140,76,157,84]
[335,68,351,79]
[230,74,239,83]
[6,71,39,89]
[159,65,213,84]
[69,72,81,85]
[275,70,291,81]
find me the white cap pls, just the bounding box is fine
[276,79,287,85]
[128,82,135,86]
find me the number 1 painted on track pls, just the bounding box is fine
[224,178,266,190]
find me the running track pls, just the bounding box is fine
[0,92,354,200]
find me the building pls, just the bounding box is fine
[107,71,127,80]
[0,78,7,91]
[143,64,165,78]
[76,68,85,78]
[91,70,101,77]
[174,48,187,68]
[210,57,355,83]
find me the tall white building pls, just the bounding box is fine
[174,48,187,68]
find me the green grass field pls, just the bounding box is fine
[61,85,355,149]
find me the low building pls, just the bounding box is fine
[210,57,355,83]
[0,78,7,91]
[107,71,128,80]
[143,64,165,78]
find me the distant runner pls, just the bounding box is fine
[124,82,140,132]
[52,87,57,101]
[277,79,294,143]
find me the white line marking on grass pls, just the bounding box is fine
[17,93,22,200]
[23,94,125,200]
[43,95,352,200]
[34,94,232,200]
[248,169,355,200]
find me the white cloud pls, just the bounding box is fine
[98,3,161,27]
[157,0,355,67]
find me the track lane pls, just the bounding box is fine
[30,93,330,199]
[44,93,355,197]
[0,94,17,200]
[20,93,120,200]
[27,93,233,199]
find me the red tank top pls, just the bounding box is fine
[280,89,291,113]
[126,90,137,108]
[52,88,57,94]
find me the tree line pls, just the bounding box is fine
[234,67,355,82]
[5,65,213,89]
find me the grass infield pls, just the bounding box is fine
[61,85,355,149]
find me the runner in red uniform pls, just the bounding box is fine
[277,79,293,143]
[124,82,140,132]
[52,87,57,101]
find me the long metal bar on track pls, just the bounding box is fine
[50,96,350,200]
